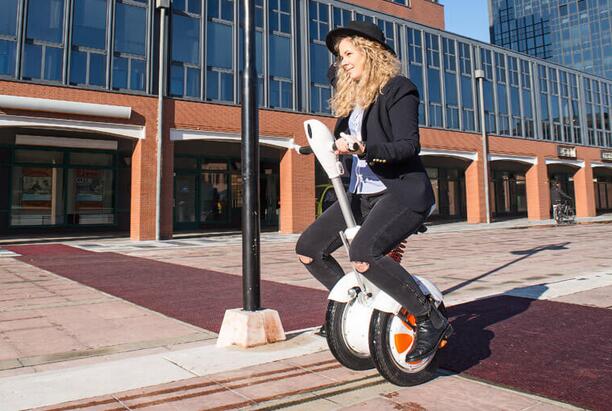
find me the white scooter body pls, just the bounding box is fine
[300,119,444,358]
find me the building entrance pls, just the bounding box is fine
[173,156,279,231]
[488,161,529,219]
[593,168,612,212]
[421,157,468,221]
[490,171,527,218]
[548,164,577,212]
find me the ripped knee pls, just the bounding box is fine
[353,261,370,273]
[298,254,313,265]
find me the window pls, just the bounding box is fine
[70,0,108,87]
[269,0,293,109]
[538,65,551,140]
[495,53,509,135]
[10,149,116,227]
[407,28,425,125]
[207,0,234,102]
[0,0,19,77]
[332,6,351,30]
[170,2,201,98]
[480,48,496,133]
[443,38,459,130]
[459,42,475,131]
[355,13,374,24]
[310,2,331,113]
[23,0,66,82]
[548,68,561,141]
[426,33,442,128]
[521,60,534,138]
[377,19,396,57]
[570,74,581,144]
[113,0,148,91]
[509,57,521,136]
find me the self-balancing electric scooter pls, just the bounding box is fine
[294,119,449,386]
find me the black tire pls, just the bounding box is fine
[325,299,375,371]
[368,304,448,386]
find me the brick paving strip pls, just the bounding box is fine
[34,351,582,411]
[0,222,610,410]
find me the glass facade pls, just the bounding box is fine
[490,0,612,80]
[0,0,610,148]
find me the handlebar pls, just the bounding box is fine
[294,141,359,155]
[331,141,360,153]
[297,146,313,155]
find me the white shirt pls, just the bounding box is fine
[347,106,387,195]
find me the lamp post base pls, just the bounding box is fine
[216,308,286,348]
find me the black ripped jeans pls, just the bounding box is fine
[295,190,430,316]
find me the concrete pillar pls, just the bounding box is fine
[573,161,596,217]
[465,159,487,223]
[279,148,314,233]
[525,156,551,220]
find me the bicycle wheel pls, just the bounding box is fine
[553,206,562,224]
[566,205,576,224]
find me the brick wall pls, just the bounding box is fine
[343,0,445,30]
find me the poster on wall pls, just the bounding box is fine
[22,169,52,202]
[75,169,104,203]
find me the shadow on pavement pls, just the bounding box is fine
[441,242,570,295]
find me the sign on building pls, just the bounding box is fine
[557,145,577,159]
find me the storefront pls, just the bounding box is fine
[0,136,132,233]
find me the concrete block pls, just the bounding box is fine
[216,308,286,348]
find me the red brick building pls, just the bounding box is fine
[0,0,610,241]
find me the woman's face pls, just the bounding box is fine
[337,37,366,81]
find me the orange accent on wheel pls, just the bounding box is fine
[407,314,416,327]
[394,333,413,353]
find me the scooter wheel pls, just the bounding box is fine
[325,300,375,370]
[368,304,448,386]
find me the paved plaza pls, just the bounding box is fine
[0,217,611,410]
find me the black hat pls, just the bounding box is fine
[325,20,395,56]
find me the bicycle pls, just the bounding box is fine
[553,202,575,225]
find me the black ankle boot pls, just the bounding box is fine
[405,303,452,362]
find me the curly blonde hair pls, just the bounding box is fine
[330,36,400,118]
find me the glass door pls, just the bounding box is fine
[174,174,197,228]
[200,172,229,225]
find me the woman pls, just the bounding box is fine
[296,20,452,362]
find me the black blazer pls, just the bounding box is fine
[333,75,435,213]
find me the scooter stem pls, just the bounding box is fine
[331,176,356,229]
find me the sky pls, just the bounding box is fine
[440,0,491,44]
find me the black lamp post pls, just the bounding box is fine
[241,0,261,311]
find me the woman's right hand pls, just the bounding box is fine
[334,133,365,155]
